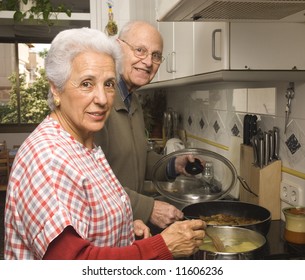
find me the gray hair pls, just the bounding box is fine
[118,21,138,39]
[118,20,162,42]
[45,27,121,111]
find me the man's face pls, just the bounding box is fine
[119,24,163,92]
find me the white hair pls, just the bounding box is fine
[45,28,121,110]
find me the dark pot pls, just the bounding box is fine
[182,200,271,236]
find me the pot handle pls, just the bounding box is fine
[237,176,258,197]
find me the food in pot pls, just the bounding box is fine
[199,213,260,226]
[196,226,266,258]
[200,238,259,253]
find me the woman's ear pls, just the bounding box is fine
[50,83,61,107]
[50,83,59,100]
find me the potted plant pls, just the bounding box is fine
[0,0,72,26]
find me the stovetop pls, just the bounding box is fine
[263,220,305,260]
[149,213,305,259]
[150,195,305,259]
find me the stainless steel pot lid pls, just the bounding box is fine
[152,148,237,204]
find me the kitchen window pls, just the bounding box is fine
[0,42,51,132]
[0,1,91,133]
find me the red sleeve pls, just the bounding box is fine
[43,226,173,260]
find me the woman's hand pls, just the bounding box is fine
[133,220,151,239]
[160,219,206,258]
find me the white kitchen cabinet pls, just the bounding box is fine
[193,22,229,75]
[158,21,228,80]
[157,22,175,82]
[194,22,305,75]
[230,22,305,70]
[174,22,194,78]
[147,18,305,87]
[157,21,193,82]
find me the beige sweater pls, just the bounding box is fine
[95,90,162,223]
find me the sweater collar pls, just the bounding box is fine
[114,77,137,114]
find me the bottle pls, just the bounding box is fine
[203,161,214,184]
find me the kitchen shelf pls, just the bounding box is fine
[141,70,305,90]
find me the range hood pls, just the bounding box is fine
[156,0,305,22]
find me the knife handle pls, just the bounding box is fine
[250,136,258,166]
[258,137,264,168]
[273,127,280,160]
[268,130,274,162]
[264,132,270,166]
[243,114,251,145]
[249,115,258,140]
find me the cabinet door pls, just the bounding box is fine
[157,22,175,82]
[173,22,194,79]
[230,22,305,70]
[130,0,157,27]
[194,22,229,75]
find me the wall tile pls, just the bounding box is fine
[209,89,227,111]
[282,119,305,170]
[227,113,243,137]
[155,81,305,202]
[230,88,247,112]
[248,88,276,115]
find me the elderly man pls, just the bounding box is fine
[96,21,185,229]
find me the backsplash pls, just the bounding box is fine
[140,80,305,210]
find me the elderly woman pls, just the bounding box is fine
[4,28,205,260]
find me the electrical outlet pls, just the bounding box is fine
[280,182,289,203]
[280,181,305,206]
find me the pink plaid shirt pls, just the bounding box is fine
[5,116,134,259]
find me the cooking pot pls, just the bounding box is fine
[152,148,257,205]
[192,226,267,260]
[182,201,271,236]
[283,207,305,244]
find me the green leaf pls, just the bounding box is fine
[65,9,72,17]
[13,11,24,21]
[42,10,50,21]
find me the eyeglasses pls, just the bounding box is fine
[120,39,165,64]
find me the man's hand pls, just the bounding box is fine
[175,155,205,176]
[149,200,184,229]
[133,220,151,239]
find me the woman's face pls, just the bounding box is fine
[52,51,116,144]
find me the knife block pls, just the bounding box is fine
[239,144,281,220]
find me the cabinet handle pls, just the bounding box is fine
[212,29,222,61]
[166,53,171,73]
[166,52,176,73]
[171,52,176,73]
